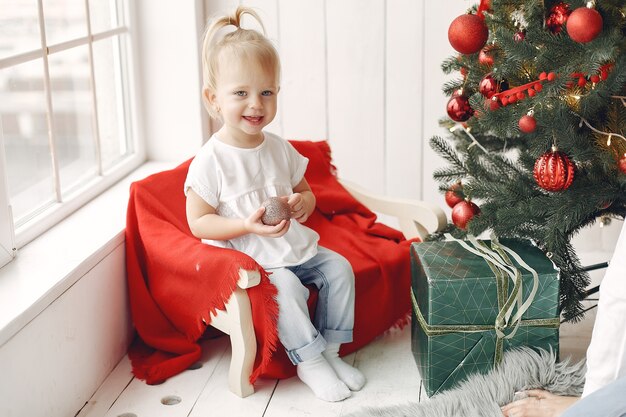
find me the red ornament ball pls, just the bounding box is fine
[567,6,603,43]
[448,14,489,55]
[478,46,495,66]
[546,2,571,33]
[485,97,500,111]
[519,114,537,133]
[533,148,575,192]
[479,73,500,99]
[452,200,480,230]
[446,94,474,122]
[619,153,626,175]
[445,183,464,208]
[514,30,526,42]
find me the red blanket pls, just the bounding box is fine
[126,140,415,384]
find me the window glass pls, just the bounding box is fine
[48,45,98,195]
[89,0,121,34]
[0,0,135,250]
[92,35,132,171]
[43,0,89,45]
[1,59,56,225]
[0,1,41,60]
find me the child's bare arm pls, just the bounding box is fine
[186,189,289,240]
[289,178,316,223]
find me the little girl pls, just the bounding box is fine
[184,7,365,402]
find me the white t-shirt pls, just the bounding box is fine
[581,221,626,397]
[184,132,319,269]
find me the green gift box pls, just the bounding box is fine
[410,236,560,397]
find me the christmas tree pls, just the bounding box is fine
[430,0,626,321]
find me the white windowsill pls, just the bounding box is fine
[0,161,174,348]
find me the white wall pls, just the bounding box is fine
[0,244,133,417]
[134,0,209,162]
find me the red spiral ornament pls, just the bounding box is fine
[533,147,575,191]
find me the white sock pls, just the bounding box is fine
[322,343,366,391]
[296,354,351,402]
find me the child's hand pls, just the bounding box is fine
[288,193,310,223]
[244,206,290,237]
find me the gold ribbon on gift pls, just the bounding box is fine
[411,234,560,365]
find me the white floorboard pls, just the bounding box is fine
[81,307,595,417]
[188,343,278,417]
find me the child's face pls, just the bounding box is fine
[209,54,279,146]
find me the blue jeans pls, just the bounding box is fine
[562,376,626,417]
[267,246,355,364]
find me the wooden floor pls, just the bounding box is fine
[77,300,597,417]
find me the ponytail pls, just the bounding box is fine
[203,6,266,50]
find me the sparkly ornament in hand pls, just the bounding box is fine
[261,196,291,226]
[448,14,489,55]
[546,2,571,34]
[445,182,464,208]
[567,5,603,43]
[447,93,474,122]
[452,199,480,230]
[533,147,575,192]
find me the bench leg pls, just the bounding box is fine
[225,287,256,397]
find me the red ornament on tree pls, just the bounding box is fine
[448,14,489,55]
[618,153,626,175]
[487,97,500,111]
[445,182,464,208]
[533,146,576,192]
[479,73,500,99]
[546,2,571,33]
[513,30,526,42]
[478,46,495,66]
[452,200,481,230]
[567,5,603,43]
[447,94,474,122]
[519,113,537,133]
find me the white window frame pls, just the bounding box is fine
[0,0,144,268]
[0,131,16,268]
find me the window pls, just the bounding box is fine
[0,0,140,268]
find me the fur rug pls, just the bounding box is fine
[346,348,585,417]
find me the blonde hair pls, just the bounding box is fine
[201,7,281,119]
